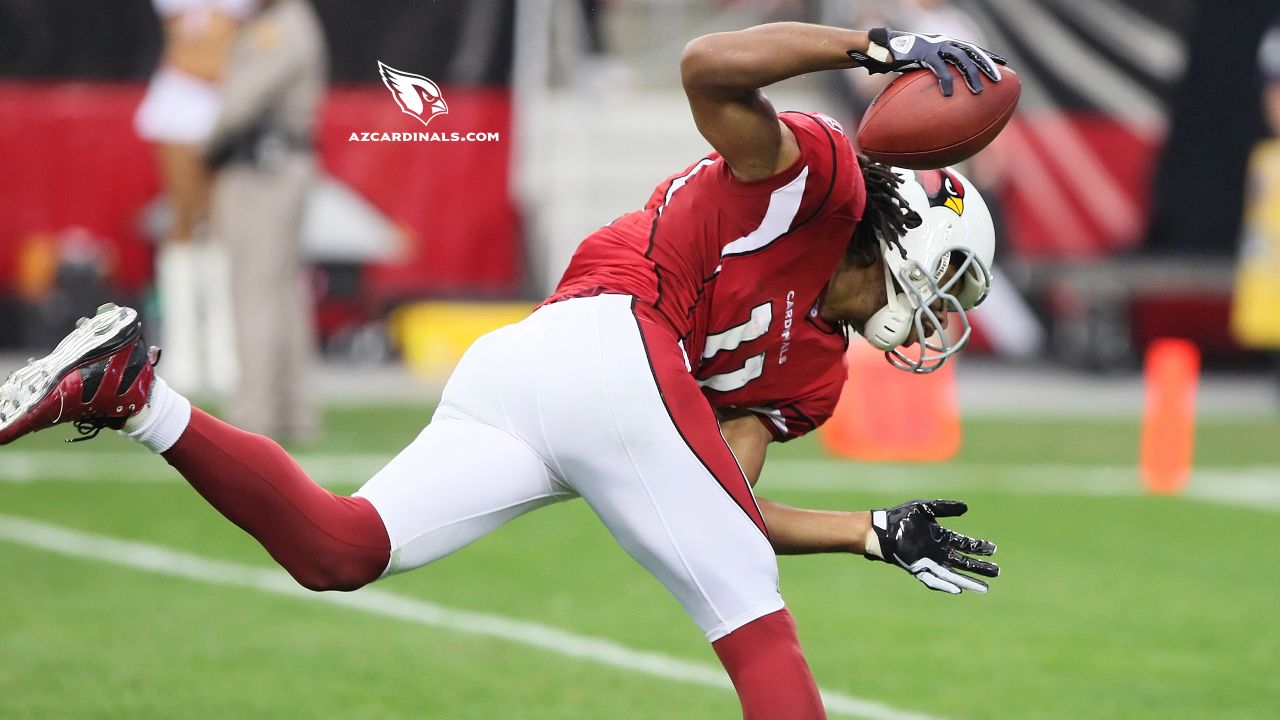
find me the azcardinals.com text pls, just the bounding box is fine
[348,131,502,143]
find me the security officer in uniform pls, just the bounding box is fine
[204,0,326,441]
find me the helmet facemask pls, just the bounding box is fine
[879,242,990,373]
[855,166,995,374]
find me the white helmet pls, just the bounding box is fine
[859,166,995,373]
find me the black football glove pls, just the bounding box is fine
[848,28,1006,96]
[864,499,999,594]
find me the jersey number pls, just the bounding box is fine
[698,301,771,392]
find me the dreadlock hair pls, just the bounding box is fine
[846,155,922,267]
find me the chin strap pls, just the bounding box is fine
[861,238,914,351]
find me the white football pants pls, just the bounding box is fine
[356,294,782,641]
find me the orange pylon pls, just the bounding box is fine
[1140,338,1200,494]
[819,338,961,462]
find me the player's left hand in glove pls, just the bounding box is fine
[863,499,999,594]
[848,28,1005,96]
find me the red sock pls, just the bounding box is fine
[712,609,827,720]
[162,408,390,591]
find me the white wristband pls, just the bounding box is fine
[865,41,894,64]
[864,509,888,559]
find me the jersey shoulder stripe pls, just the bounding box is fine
[658,157,716,216]
[784,112,846,227]
[720,166,811,258]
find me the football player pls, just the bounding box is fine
[700,161,998,591]
[0,22,1004,719]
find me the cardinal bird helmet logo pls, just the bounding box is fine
[378,61,449,127]
[915,167,966,217]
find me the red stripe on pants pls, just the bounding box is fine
[631,302,769,536]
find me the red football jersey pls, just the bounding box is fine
[548,112,865,345]
[695,284,851,442]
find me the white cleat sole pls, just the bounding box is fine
[0,304,140,433]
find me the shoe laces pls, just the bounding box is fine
[69,418,110,443]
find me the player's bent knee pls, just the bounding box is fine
[285,553,384,592]
[276,499,390,593]
[291,571,370,593]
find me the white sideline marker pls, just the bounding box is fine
[0,514,940,720]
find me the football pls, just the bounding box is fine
[856,65,1021,169]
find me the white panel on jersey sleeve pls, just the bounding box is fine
[697,353,766,392]
[720,166,810,257]
[658,158,716,215]
[702,302,772,359]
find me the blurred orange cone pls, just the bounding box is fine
[819,337,960,462]
[1140,338,1200,495]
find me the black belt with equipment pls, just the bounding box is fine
[205,123,312,171]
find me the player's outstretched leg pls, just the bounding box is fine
[0,304,390,591]
[161,407,390,590]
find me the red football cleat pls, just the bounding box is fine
[0,304,159,445]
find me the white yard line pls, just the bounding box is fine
[2,450,1277,511]
[0,514,936,720]
[0,451,388,487]
[761,460,1280,511]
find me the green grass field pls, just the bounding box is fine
[2,407,1278,719]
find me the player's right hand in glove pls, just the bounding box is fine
[848,28,1005,96]
[863,499,999,594]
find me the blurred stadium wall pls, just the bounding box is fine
[0,0,521,352]
[816,0,1277,368]
[1,0,1278,374]
[959,0,1276,367]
